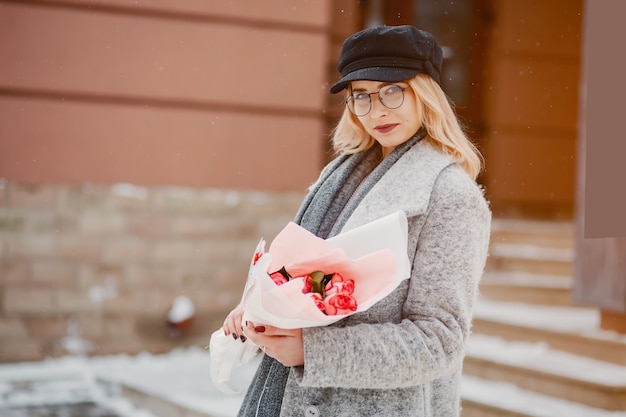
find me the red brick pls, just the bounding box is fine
[142,290,175,315]
[10,183,60,209]
[0,179,8,207]
[7,235,56,260]
[0,211,26,233]
[28,211,78,234]
[78,314,134,339]
[101,237,150,263]
[25,316,69,338]
[99,293,141,315]
[3,287,57,315]
[78,210,127,235]
[31,260,77,286]
[0,339,45,363]
[76,264,123,290]
[150,240,210,263]
[0,261,30,284]
[55,290,99,313]
[0,317,28,338]
[127,212,173,237]
[56,236,102,261]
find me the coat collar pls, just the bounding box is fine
[341,139,456,232]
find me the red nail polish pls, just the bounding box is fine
[254,326,266,333]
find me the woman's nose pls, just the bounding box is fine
[369,94,387,117]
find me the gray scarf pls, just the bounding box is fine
[237,131,425,417]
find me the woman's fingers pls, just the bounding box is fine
[222,305,246,341]
[242,321,304,367]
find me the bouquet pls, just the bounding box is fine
[209,211,411,394]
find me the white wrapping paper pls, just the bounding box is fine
[209,211,410,393]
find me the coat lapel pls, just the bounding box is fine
[341,140,456,232]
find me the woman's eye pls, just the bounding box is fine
[384,85,401,95]
[353,93,370,101]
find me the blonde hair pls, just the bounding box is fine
[330,74,483,180]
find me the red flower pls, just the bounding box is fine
[273,266,358,315]
[324,293,357,315]
[339,279,355,295]
[309,292,326,313]
[269,271,289,286]
[325,273,355,296]
[301,274,314,294]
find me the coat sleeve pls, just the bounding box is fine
[294,168,491,389]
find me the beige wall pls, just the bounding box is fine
[0,181,305,361]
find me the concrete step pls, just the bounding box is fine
[461,375,626,417]
[479,271,572,306]
[490,218,575,250]
[486,242,574,276]
[472,298,626,366]
[464,334,626,411]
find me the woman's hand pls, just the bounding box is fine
[243,321,304,367]
[222,304,246,342]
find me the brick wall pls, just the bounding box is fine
[0,180,305,362]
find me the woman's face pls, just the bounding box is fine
[350,80,421,158]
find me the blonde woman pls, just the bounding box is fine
[224,25,491,417]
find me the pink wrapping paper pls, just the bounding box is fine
[210,210,410,393]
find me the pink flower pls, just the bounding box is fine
[324,293,357,315]
[309,292,325,313]
[324,273,355,296]
[269,271,288,286]
[339,279,355,295]
[301,275,314,294]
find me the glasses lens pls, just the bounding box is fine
[347,93,371,117]
[346,85,405,116]
[379,85,404,109]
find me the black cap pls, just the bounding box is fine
[330,25,443,94]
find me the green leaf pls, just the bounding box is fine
[276,266,292,280]
[309,270,326,296]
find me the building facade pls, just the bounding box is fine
[2,0,622,363]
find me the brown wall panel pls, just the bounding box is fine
[0,2,328,111]
[481,0,583,217]
[31,0,330,28]
[496,0,582,57]
[0,96,323,190]
[0,1,331,189]
[486,59,580,131]
[484,132,576,204]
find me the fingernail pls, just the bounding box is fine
[232,332,237,339]
[254,326,266,333]
[240,335,247,342]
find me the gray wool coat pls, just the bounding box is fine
[278,139,491,417]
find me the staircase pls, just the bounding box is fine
[461,218,626,417]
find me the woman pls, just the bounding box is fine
[223,25,491,417]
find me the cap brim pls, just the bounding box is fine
[329,67,418,94]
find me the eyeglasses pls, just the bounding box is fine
[345,84,407,117]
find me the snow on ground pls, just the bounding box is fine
[474,298,626,341]
[1,299,625,417]
[0,347,260,417]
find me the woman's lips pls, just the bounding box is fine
[374,123,398,133]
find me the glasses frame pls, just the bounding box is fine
[345,84,408,117]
